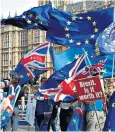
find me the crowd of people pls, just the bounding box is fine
[0,73,115,131]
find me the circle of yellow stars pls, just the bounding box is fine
[64,14,99,46]
[22,13,43,26]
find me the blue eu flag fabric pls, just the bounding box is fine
[15,61,47,85]
[103,91,115,131]
[1,2,52,30]
[51,47,85,70]
[46,7,114,49]
[51,47,115,78]
[96,22,115,55]
[67,103,85,131]
[87,54,115,78]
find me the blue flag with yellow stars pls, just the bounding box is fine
[88,54,115,78]
[103,91,115,131]
[1,2,52,30]
[51,47,115,78]
[96,22,115,55]
[46,7,114,50]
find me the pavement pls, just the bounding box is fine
[18,125,35,131]
[18,125,53,132]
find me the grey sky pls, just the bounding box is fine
[1,0,38,18]
[1,0,83,18]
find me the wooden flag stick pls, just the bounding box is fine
[93,102,102,131]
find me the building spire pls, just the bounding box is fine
[15,11,17,16]
[1,14,3,19]
[8,11,11,18]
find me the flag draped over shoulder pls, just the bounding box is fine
[15,42,51,85]
[46,7,114,49]
[67,103,85,131]
[1,2,53,30]
[0,85,21,128]
[103,91,115,131]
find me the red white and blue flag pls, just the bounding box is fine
[74,59,106,81]
[49,92,75,102]
[39,53,87,99]
[15,42,52,85]
[0,85,21,128]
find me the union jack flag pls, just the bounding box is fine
[15,42,51,85]
[0,85,21,128]
[8,85,15,102]
[74,59,106,81]
[69,53,87,78]
[50,92,75,102]
[74,106,84,116]
[39,87,62,98]
[39,53,86,98]
[58,53,87,96]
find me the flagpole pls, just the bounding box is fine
[112,54,115,78]
[82,48,92,66]
[93,102,102,131]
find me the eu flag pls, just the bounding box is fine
[67,103,85,131]
[103,91,115,131]
[1,2,52,30]
[51,47,85,70]
[96,22,115,55]
[46,7,114,49]
[51,47,115,78]
[87,54,115,78]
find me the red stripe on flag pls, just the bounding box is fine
[6,106,13,114]
[56,92,62,102]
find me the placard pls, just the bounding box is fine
[75,76,105,102]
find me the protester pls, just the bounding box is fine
[23,85,30,104]
[48,102,60,131]
[103,90,115,131]
[3,74,25,131]
[67,101,85,131]
[60,99,77,131]
[0,80,6,104]
[34,77,52,131]
[85,99,105,131]
[0,79,10,112]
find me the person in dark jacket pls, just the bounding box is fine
[34,77,52,131]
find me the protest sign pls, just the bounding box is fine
[75,76,105,102]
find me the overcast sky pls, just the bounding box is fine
[1,0,82,18]
[1,0,38,18]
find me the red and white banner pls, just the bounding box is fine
[75,76,105,102]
